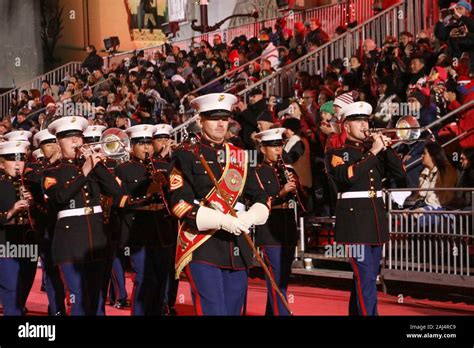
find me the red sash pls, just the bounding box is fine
[175,142,248,278]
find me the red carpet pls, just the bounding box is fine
[17,271,474,316]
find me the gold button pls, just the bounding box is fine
[86,200,90,204]
[83,185,87,189]
[71,176,75,179]
[370,178,374,181]
[349,208,354,212]
[66,181,70,185]
[134,180,138,183]
[65,226,70,229]
[370,187,374,190]
[370,170,373,173]
[85,193,89,196]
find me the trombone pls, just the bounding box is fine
[75,128,131,161]
[365,115,423,143]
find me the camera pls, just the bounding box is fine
[440,8,455,19]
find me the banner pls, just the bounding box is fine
[168,0,186,22]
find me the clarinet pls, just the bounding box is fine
[17,168,34,229]
[145,153,170,211]
[277,156,308,213]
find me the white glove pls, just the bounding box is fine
[196,206,250,235]
[236,203,269,228]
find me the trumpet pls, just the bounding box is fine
[364,115,423,143]
[75,128,131,161]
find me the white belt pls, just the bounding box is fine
[194,200,246,212]
[57,206,103,219]
[338,191,383,199]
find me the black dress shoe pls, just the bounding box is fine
[114,299,130,309]
[168,307,177,316]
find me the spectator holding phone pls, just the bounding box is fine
[435,1,474,76]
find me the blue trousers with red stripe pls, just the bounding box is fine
[0,257,24,316]
[58,260,107,316]
[130,246,171,316]
[185,262,248,316]
[349,245,383,316]
[109,255,128,303]
[0,257,37,316]
[40,249,66,315]
[261,246,293,316]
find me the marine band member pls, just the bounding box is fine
[168,93,270,316]
[325,102,406,316]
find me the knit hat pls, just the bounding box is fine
[457,1,472,12]
[320,101,335,115]
[334,92,354,109]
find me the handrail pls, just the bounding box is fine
[179,45,285,105]
[23,77,114,126]
[0,62,82,118]
[392,99,474,149]
[388,187,474,192]
[405,128,474,169]
[104,0,352,65]
[171,1,402,140]
[1,61,82,94]
[421,100,474,133]
[172,114,199,133]
[236,1,406,101]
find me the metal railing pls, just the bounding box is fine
[383,188,474,288]
[169,1,409,141]
[1,0,375,119]
[170,1,351,52]
[23,77,114,128]
[171,115,200,143]
[236,0,433,103]
[0,62,82,119]
[102,0,374,69]
[389,99,474,171]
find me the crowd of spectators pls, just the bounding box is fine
[2,1,474,218]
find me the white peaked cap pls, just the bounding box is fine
[33,129,56,147]
[153,124,173,137]
[342,101,373,120]
[255,128,286,142]
[48,116,89,136]
[126,124,157,139]
[4,130,32,142]
[0,141,30,155]
[191,93,238,116]
[32,148,45,160]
